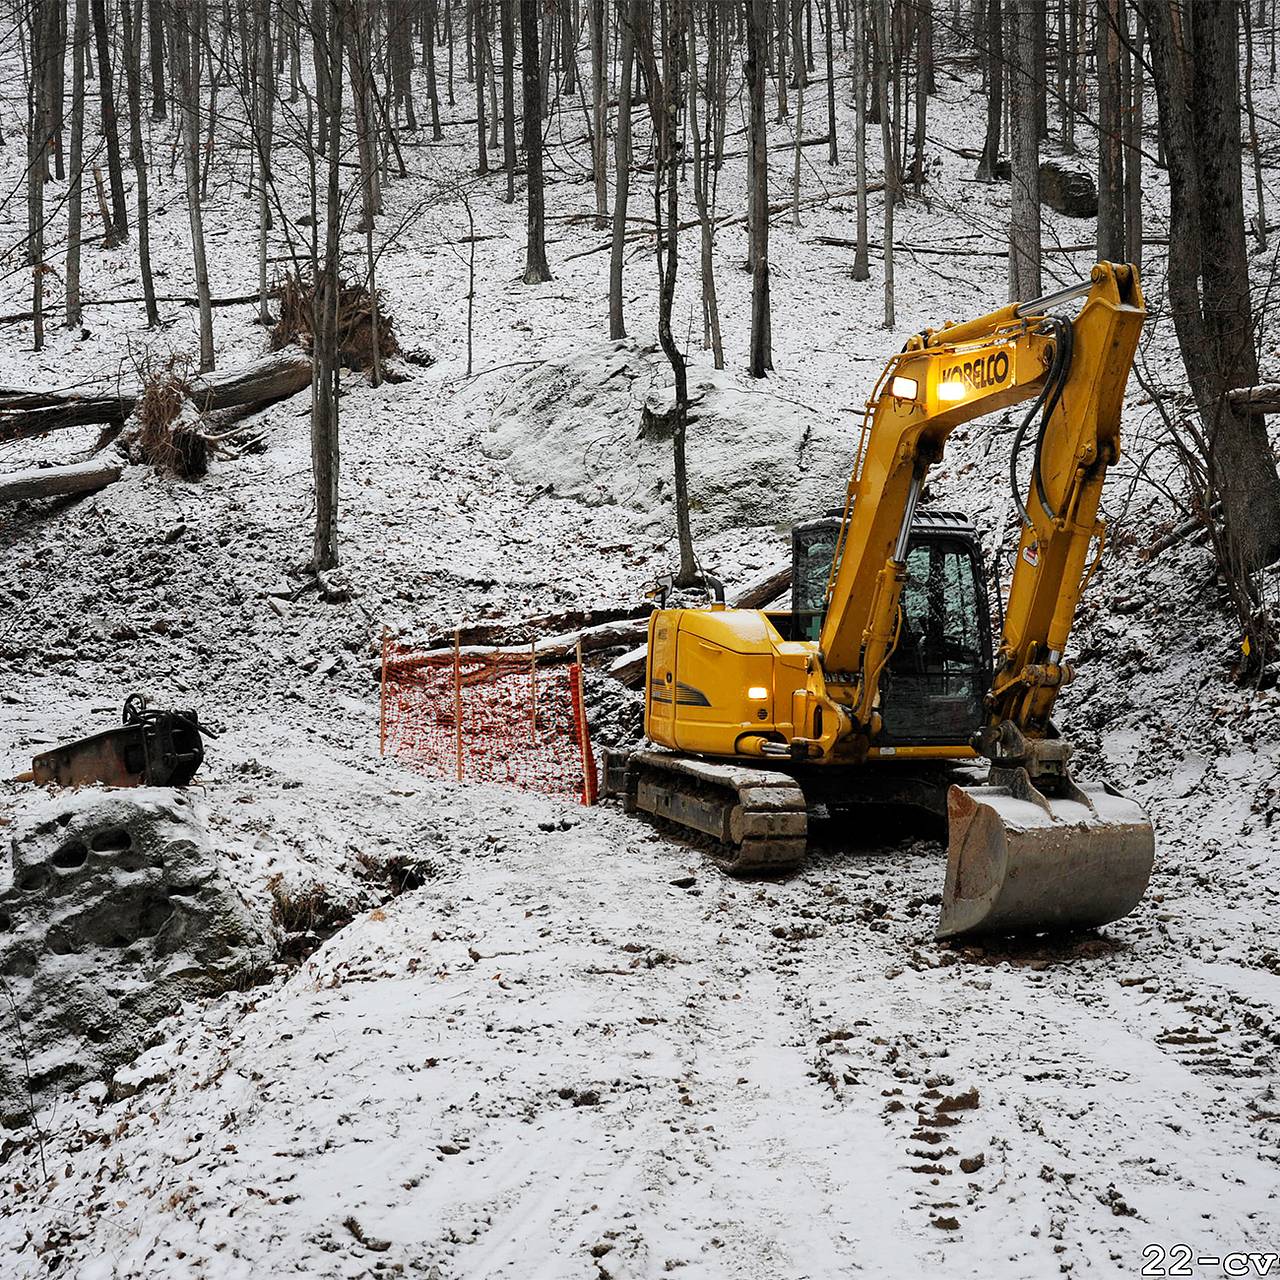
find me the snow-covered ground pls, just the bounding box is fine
[2,23,1280,1280]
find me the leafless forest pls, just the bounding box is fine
[8,0,1280,662]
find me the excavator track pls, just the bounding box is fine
[623,749,808,875]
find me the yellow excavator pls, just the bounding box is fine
[623,263,1155,940]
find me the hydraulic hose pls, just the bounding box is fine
[1010,316,1074,526]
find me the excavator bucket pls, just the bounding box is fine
[937,774,1154,941]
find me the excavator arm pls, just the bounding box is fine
[820,263,1146,752]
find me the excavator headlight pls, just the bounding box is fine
[747,686,769,700]
[937,380,967,401]
[890,376,918,401]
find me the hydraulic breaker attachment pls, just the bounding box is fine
[937,725,1154,940]
[31,694,206,788]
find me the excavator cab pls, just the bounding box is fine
[790,514,991,747]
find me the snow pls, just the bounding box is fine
[2,15,1280,1280]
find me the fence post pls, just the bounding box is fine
[530,639,538,739]
[573,639,597,805]
[453,628,463,782]
[378,626,389,756]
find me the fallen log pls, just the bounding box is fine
[421,605,651,651]
[0,352,313,446]
[1226,384,1280,414]
[0,293,261,326]
[0,459,123,503]
[732,563,793,610]
[384,616,651,677]
[1141,502,1222,561]
[187,350,313,412]
[0,395,137,445]
[0,387,110,411]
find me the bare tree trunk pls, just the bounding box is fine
[642,0,698,586]
[312,0,330,153]
[1055,0,1068,142]
[1143,0,1280,603]
[347,5,380,230]
[28,0,56,350]
[49,0,66,180]
[852,0,869,279]
[746,0,772,375]
[501,0,516,197]
[1031,0,1046,140]
[1243,0,1267,251]
[977,0,1002,180]
[911,0,927,194]
[1096,0,1125,260]
[312,0,345,571]
[255,0,275,324]
[92,0,129,242]
[121,0,158,326]
[609,0,638,338]
[1123,2,1144,269]
[65,0,88,330]
[1065,0,1079,151]
[1008,0,1042,299]
[791,23,804,224]
[689,4,723,366]
[448,0,457,106]
[521,0,553,281]
[775,0,789,119]
[824,0,836,163]
[178,0,214,370]
[475,0,489,172]
[589,0,608,227]
[149,0,166,118]
[874,0,893,326]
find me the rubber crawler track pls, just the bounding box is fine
[624,749,808,875]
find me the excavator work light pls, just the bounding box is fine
[747,686,769,700]
[937,380,967,401]
[890,376,918,400]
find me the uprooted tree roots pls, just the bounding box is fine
[125,352,209,479]
[270,272,400,372]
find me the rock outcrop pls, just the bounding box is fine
[1039,157,1098,218]
[0,789,274,1124]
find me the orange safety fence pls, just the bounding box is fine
[379,632,598,805]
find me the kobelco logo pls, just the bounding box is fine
[941,348,1010,392]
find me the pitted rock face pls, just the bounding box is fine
[0,789,274,1125]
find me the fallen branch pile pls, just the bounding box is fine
[381,564,794,689]
[606,564,793,688]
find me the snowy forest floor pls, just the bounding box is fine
[2,31,1280,1280]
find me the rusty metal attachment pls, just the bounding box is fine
[31,694,206,788]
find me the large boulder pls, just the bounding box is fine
[0,789,274,1124]
[1039,157,1098,218]
[481,339,852,533]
